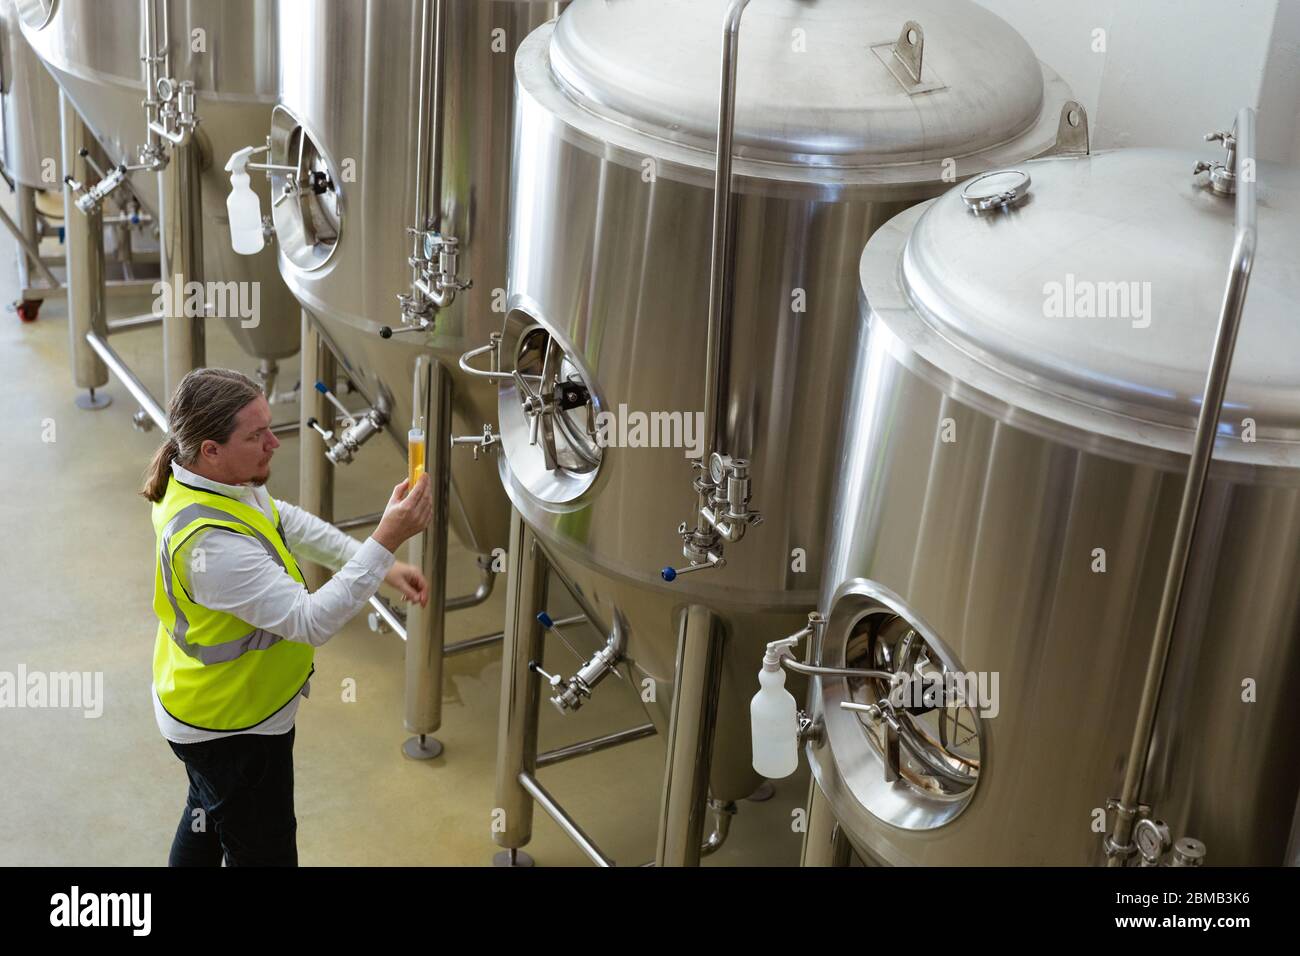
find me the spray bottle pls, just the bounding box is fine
[751,635,801,779]
[225,146,266,255]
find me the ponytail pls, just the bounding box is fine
[140,436,180,503]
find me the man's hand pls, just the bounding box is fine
[384,561,430,608]
[372,473,433,553]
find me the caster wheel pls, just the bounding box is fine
[16,299,41,323]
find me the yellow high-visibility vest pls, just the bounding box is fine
[151,474,314,731]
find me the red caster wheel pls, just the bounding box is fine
[16,299,41,323]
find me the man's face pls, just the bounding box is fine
[199,396,279,486]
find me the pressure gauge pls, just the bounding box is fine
[708,452,728,485]
[156,76,175,103]
[1134,818,1171,864]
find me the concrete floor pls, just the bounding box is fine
[0,188,809,866]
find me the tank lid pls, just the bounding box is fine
[549,0,1061,169]
[889,147,1300,442]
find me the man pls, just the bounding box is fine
[141,367,433,866]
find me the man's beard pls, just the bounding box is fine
[249,468,270,487]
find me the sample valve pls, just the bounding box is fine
[64,149,130,216]
[451,424,500,460]
[305,380,388,465]
[529,613,625,714]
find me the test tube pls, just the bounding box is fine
[408,427,426,491]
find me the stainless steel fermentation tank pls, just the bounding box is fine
[19,0,297,410]
[267,0,561,755]
[797,118,1300,866]
[1,0,65,319]
[491,0,1083,866]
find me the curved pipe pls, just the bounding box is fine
[445,559,495,612]
[782,659,895,681]
[699,799,736,857]
[148,121,193,147]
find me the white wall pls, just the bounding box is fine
[975,0,1300,164]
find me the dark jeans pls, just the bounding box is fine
[166,726,298,866]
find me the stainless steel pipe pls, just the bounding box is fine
[518,772,613,867]
[158,134,204,400]
[655,605,725,867]
[536,723,657,769]
[1107,107,1260,864]
[84,331,167,431]
[0,191,60,288]
[493,508,549,855]
[403,356,453,746]
[61,92,109,400]
[699,0,751,464]
[298,310,336,593]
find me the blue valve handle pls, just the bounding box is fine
[314,380,330,394]
[536,612,555,629]
[661,567,677,582]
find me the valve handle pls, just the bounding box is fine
[661,567,677,582]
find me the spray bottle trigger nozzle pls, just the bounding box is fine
[762,635,801,670]
[224,145,260,174]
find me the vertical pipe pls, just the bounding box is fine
[1108,108,1259,863]
[492,508,549,859]
[61,93,108,396]
[408,0,447,310]
[403,356,451,745]
[655,604,725,867]
[700,0,752,463]
[16,184,38,290]
[427,0,447,236]
[141,0,160,153]
[158,135,204,398]
[801,776,852,867]
[297,310,335,593]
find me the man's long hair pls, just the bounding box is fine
[140,368,263,503]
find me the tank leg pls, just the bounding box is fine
[801,774,852,867]
[16,185,39,293]
[492,507,547,867]
[298,310,335,592]
[403,357,452,759]
[61,93,110,410]
[159,134,204,400]
[655,605,725,867]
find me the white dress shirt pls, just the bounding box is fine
[154,461,396,744]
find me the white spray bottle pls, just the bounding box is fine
[751,635,801,779]
[224,146,265,255]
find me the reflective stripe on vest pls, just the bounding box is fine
[157,503,288,665]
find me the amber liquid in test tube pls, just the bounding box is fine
[408,428,426,494]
